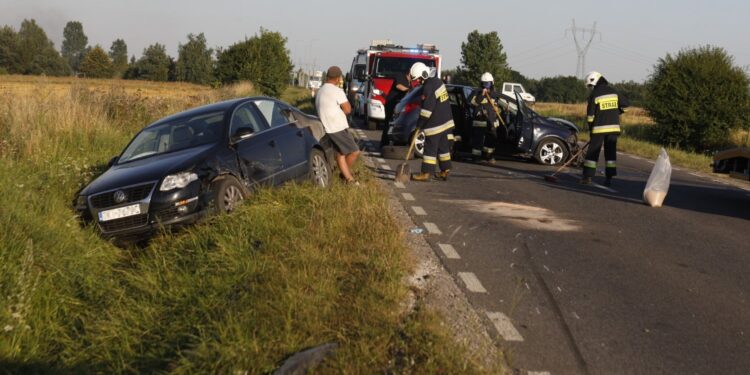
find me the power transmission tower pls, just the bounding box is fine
[566,19,601,79]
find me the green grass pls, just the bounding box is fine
[0,82,502,373]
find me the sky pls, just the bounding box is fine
[2,0,749,83]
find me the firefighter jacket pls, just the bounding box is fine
[468,88,501,124]
[417,77,455,136]
[587,83,629,135]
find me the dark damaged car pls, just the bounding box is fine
[387,84,580,165]
[75,97,334,244]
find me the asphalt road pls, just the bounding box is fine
[352,123,750,375]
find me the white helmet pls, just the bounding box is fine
[585,71,603,88]
[480,72,494,83]
[409,62,430,81]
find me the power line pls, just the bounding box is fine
[599,41,657,63]
[516,50,577,69]
[591,45,654,66]
[510,43,572,65]
[510,37,568,58]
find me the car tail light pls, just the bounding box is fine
[404,103,419,113]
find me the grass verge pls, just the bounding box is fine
[0,78,499,373]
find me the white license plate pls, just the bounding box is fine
[98,204,141,222]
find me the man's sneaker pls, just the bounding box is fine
[484,157,496,165]
[578,177,592,185]
[411,172,431,182]
[435,169,450,181]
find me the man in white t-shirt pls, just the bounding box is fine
[315,66,361,184]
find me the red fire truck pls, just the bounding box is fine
[358,40,441,130]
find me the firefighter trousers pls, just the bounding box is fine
[421,130,452,173]
[583,133,618,178]
[471,120,498,158]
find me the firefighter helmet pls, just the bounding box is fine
[585,71,603,88]
[480,72,494,83]
[409,62,430,81]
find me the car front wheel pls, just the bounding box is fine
[308,148,330,187]
[535,138,568,166]
[413,130,426,158]
[212,176,245,213]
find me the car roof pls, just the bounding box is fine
[148,96,285,128]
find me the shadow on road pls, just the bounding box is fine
[448,159,750,221]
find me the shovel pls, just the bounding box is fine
[394,129,420,183]
[544,141,590,183]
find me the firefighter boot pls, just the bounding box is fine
[435,169,450,181]
[578,177,592,185]
[604,176,613,187]
[411,172,431,182]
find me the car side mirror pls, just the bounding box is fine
[231,127,254,143]
[345,73,351,81]
[107,156,119,168]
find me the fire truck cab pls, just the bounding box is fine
[359,40,440,130]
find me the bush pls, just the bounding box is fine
[215,28,292,97]
[79,46,114,79]
[534,76,587,103]
[645,45,750,151]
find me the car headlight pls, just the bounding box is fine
[160,172,198,191]
[372,88,383,96]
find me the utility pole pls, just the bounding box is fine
[566,19,600,79]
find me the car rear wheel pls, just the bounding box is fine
[308,148,330,187]
[535,138,568,166]
[213,176,245,213]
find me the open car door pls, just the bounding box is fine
[506,92,534,154]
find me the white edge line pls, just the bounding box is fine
[486,311,524,342]
[458,272,487,293]
[437,243,460,259]
[411,206,427,216]
[402,193,415,201]
[423,222,442,234]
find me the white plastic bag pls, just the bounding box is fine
[643,148,672,207]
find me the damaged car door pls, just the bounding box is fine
[229,102,284,187]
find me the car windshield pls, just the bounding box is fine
[374,57,435,78]
[119,111,225,163]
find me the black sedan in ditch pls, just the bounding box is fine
[387,84,580,165]
[75,97,334,243]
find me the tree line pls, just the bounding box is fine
[0,19,293,96]
[445,30,749,152]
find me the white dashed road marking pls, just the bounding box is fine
[423,222,442,234]
[486,311,524,342]
[411,206,427,216]
[402,193,415,201]
[528,371,551,375]
[437,243,460,259]
[591,182,617,193]
[376,158,386,163]
[458,272,487,293]
[380,164,392,171]
[394,181,406,189]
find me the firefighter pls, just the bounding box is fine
[467,72,501,164]
[409,62,454,181]
[580,71,629,186]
